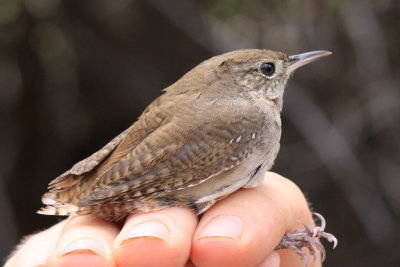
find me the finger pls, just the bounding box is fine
[47,215,119,267]
[279,247,321,267]
[258,251,280,267]
[5,220,65,267]
[190,172,315,267]
[113,207,198,267]
[279,249,321,267]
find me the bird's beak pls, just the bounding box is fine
[287,50,332,73]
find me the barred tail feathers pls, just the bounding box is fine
[37,192,82,216]
[37,203,80,216]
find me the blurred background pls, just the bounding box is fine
[1,0,399,265]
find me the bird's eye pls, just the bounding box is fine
[258,62,275,77]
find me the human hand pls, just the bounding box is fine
[5,172,321,267]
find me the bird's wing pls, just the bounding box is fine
[47,126,133,191]
[80,100,272,206]
[47,96,170,192]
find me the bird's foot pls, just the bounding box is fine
[275,213,337,266]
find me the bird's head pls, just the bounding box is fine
[179,49,331,102]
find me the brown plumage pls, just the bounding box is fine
[39,49,331,221]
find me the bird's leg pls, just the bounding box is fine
[275,213,338,266]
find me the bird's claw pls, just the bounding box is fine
[275,212,337,266]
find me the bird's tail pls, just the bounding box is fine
[37,204,78,216]
[37,192,82,216]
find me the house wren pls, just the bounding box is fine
[39,49,336,262]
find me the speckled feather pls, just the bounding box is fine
[39,49,289,221]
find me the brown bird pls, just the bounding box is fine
[39,49,337,263]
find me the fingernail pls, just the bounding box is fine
[59,238,106,258]
[121,221,170,244]
[197,215,242,240]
